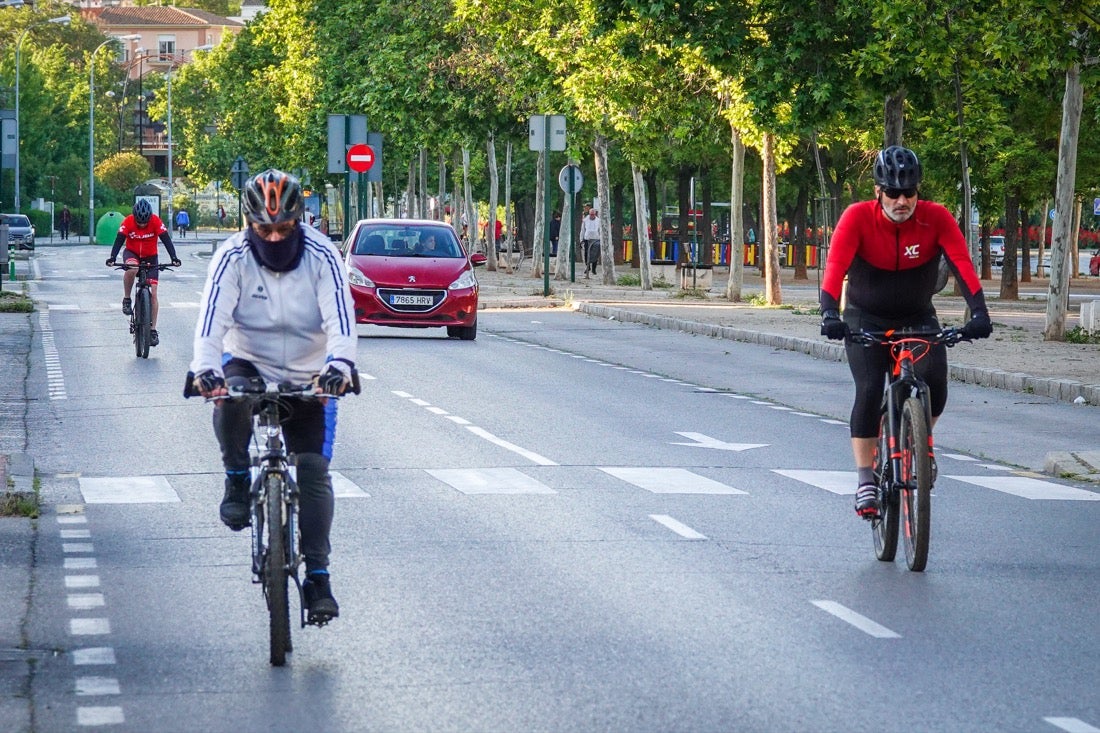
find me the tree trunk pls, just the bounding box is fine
[725,126,745,302]
[884,90,906,147]
[1020,207,1032,283]
[505,141,514,271]
[532,148,546,278]
[594,134,615,284]
[762,132,782,305]
[1000,191,1019,299]
[486,133,500,272]
[632,162,652,290]
[405,158,416,218]
[1045,61,1083,341]
[418,148,428,218]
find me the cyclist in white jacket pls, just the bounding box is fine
[189,169,356,624]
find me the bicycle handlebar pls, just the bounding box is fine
[847,327,968,348]
[182,370,362,399]
[109,263,177,272]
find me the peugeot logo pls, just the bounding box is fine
[408,275,416,283]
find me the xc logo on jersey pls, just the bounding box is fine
[904,243,921,258]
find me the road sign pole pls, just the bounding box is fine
[543,121,551,297]
[343,116,351,239]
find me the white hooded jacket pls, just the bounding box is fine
[190,225,357,385]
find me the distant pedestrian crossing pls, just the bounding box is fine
[76,465,1100,504]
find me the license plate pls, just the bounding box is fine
[390,294,434,306]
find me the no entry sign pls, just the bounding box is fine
[346,143,375,173]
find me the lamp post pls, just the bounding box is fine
[89,35,140,242]
[14,14,70,212]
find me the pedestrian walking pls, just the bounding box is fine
[580,207,601,278]
[175,209,191,238]
[59,206,72,241]
[549,211,561,257]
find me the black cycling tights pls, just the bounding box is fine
[844,315,948,439]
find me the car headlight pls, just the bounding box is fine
[449,270,477,290]
[347,267,375,288]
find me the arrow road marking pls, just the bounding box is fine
[670,432,768,452]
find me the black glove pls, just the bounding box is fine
[105,258,116,267]
[193,369,226,396]
[171,258,182,267]
[314,365,350,396]
[962,309,992,340]
[820,310,848,340]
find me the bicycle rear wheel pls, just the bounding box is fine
[872,409,899,562]
[134,288,151,359]
[899,397,932,571]
[264,473,291,666]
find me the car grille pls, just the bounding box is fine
[376,288,447,313]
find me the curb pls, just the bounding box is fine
[1045,451,1100,481]
[578,303,1100,408]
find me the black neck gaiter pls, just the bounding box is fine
[246,226,305,273]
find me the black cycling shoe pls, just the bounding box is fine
[219,474,251,531]
[149,329,159,347]
[122,298,132,316]
[854,483,880,520]
[303,573,339,624]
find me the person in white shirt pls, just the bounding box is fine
[579,207,601,278]
[187,169,357,625]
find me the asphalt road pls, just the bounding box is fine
[17,245,1100,733]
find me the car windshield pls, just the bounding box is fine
[1,215,30,227]
[351,225,463,258]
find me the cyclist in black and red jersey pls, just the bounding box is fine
[818,145,992,519]
[106,199,181,348]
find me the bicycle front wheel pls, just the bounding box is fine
[899,397,932,571]
[872,409,899,562]
[264,473,291,666]
[134,288,151,359]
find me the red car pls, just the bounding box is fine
[342,219,487,340]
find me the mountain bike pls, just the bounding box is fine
[848,327,968,572]
[185,374,358,666]
[110,263,174,359]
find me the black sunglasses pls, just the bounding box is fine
[882,186,918,199]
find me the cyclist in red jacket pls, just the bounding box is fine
[106,199,181,347]
[818,146,992,519]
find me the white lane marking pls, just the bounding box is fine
[427,467,556,495]
[69,618,111,635]
[426,407,448,415]
[670,432,768,452]
[950,476,1100,501]
[67,594,105,611]
[446,415,472,425]
[330,471,369,498]
[768,405,793,411]
[600,467,747,495]
[78,476,180,504]
[75,676,119,696]
[60,529,91,539]
[979,464,1015,472]
[63,544,94,554]
[166,301,199,308]
[77,707,124,726]
[72,648,115,666]
[65,576,100,589]
[773,470,856,495]
[649,514,707,540]
[811,601,901,638]
[57,516,87,524]
[792,412,818,417]
[48,304,80,310]
[410,398,431,406]
[64,558,97,570]
[391,390,413,398]
[821,419,848,425]
[725,394,751,399]
[1045,718,1100,733]
[941,453,978,461]
[41,312,67,400]
[464,426,558,465]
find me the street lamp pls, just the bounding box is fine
[165,44,213,227]
[14,14,70,212]
[89,35,140,242]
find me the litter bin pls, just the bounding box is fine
[95,212,125,245]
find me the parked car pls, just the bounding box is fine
[342,219,487,340]
[0,214,35,251]
[989,235,1006,267]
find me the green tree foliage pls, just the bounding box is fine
[95,152,155,198]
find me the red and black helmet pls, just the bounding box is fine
[241,169,305,225]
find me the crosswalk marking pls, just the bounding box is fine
[78,476,180,504]
[600,467,747,495]
[773,470,856,495]
[331,471,369,498]
[949,475,1100,501]
[426,467,556,494]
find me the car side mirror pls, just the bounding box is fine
[469,252,487,267]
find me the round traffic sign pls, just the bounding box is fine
[558,164,583,194]
[346,143,375,173]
